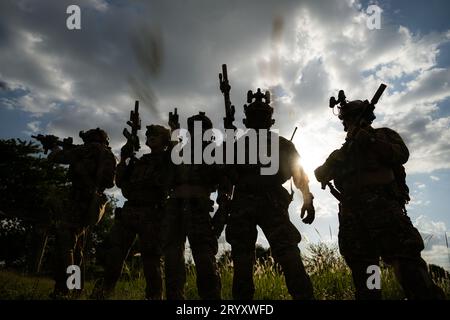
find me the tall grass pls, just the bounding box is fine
[1,243,449,300]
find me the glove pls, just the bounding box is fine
[120,142,134,160]
[300,193,315,225]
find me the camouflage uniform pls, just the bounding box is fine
[101,153,170,299]
[226,133,314,300]
[48,128,116,298]
[93,125,171,300]
[221,88,315,300]
[163,112,222,300]
[315,100,444,300]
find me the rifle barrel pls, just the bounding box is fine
[222,64,228,81]
[290,127,298,141]
[371,83,387,105]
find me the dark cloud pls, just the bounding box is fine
[0,80,8,90]
[1,0,450,271]
[0,0,449,170]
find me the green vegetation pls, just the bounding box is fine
[1,138,449,300]
[1,243,449,300]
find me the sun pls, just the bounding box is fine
[293,139,327,183]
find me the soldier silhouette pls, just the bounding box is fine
[43,128,116,299]
[217,64,315,300]
[315,86,445,300]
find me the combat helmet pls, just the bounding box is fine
[338,100,375,123]
[79,128,109,145]
[243,88,275,129]
[187,111,213,134]
[145,124,171,146]
[329,90,376,131]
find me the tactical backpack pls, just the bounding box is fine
[393,164,410,207]
[82,144,116,226]
[96,146,117,190]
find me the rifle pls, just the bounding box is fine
[290,127,298,141]
[219,64,236,130]
[32,134,74,154]
[169,107,180,131]
[357,83,386,126]
[122,100,141,154]
[323,84,387,200]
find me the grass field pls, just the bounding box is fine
[1,243,449,300]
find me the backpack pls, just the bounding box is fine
[393,164,410,206]
[96,146,117,190]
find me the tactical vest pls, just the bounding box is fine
[121,152,171,203]
[334,128,410,205]
[233,134,298,189]
[69,143,116,192]
[68,143,116,225]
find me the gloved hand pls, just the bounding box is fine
[120,141,134,161]
[301,193,315,225]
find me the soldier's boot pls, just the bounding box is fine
[192,248,221,300]
[100,260,126,299]
[94,229,135,299]
[231,251,255,300]
[89,278,108,300]
[71,243,84,299]
[274,248,314,300]
[164,244,186,300]
[51,249,75,299]
[142,254,163,300]
[346,258,382,300]
[392,257,446,300]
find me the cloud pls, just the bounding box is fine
[414,215,447,235]
[414,182,426,189]
[1,0,450,270]
[1,1,449,170]
[0,80,8,90]
[412,215,450,270]
[359,214,442,272]
[421,244,450,271]
[25,120,41,134]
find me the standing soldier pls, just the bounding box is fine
[164,111,225,300]
[314,85,445,299]
[39,128,116,299]
[217,64,315,300]
[92,102,172,300]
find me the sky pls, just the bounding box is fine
[0,0,449,271]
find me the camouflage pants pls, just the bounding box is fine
[226,190,313,300]
[163,197,221,300]
[52,223,86,297]
[339,192,444,299]
[97,203,163,300]
[51,194,95,298]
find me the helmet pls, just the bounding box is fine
[243,88,275,129]
[187,111,213,134]
[79,128,109,145]
[145,124,171,145]
[338,100,376,124]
